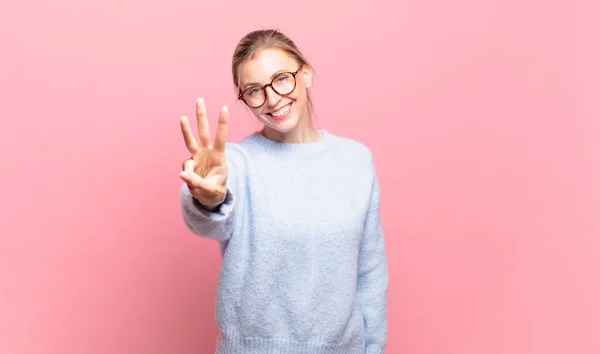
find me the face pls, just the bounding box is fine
[237,48,312,134]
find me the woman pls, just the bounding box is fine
[179,29,389,354]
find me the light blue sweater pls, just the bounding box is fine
[180,130,389,354]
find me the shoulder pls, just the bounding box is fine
[327,131,382,204]
[334,134,373,156]
[223,131,259,156]
[222,131,270,172]
[216,134,253,175]
[223,141,250,169]
[327,131,377,170]
[223,131,260,156]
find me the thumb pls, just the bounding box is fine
[180,170,208,189]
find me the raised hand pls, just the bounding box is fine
[180,98,229,209]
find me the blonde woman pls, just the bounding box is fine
[179,29,389,354]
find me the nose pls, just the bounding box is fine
[264,85,281,107]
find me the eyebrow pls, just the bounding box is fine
[242,69,289,90]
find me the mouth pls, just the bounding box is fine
[266,102,292,120]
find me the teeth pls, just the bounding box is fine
[271,104,291,117]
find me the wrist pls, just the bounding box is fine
[192,197,221,212]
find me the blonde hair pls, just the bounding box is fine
[232,29,315,115]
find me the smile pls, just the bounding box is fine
[268,103,292,117]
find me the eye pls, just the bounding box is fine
[248,87,261,96]
[276,75,289,83]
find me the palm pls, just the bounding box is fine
[180,98,229,207]
[193,147,227,182]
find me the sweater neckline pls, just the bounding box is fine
[248,129,334,154]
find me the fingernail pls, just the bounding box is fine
[181,172,190,179]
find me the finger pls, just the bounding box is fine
[182,158,195,173]
[180,116,199,154]
[180,170,209,189]
[196,98,212,147]
[213,105,229,152]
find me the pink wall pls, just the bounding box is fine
[1,0,599,353]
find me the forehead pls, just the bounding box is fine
[238,48,299,86]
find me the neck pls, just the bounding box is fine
[261,116,322,144]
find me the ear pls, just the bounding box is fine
[303,66,313,88]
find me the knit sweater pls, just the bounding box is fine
[179,129,389,354]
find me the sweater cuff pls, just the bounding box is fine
[192,196,223,212]
[366,344,385,354]
[185,187,234,222]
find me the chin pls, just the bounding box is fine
[264,118,299,134]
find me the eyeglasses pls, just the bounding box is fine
[238,66,302,108]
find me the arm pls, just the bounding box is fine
[179,144,244,243]
[179,182,235,242]
[357,170,389,354]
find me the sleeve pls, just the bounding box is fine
[357,162,389,354]
[179,144,244,243]
[179,184,235,242]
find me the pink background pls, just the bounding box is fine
[1,0,599,353]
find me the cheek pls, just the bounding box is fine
[286,86,304,103]
[292,89,307,105]
[251,108,266,119]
